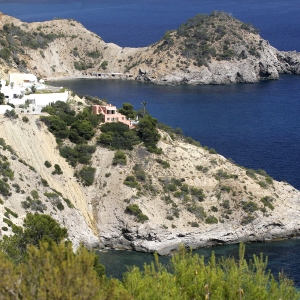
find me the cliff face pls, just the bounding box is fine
[0,114,299,255]
[0,12,299,85]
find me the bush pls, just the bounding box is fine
[205,215,218,224]
[125,204,149,223]
[123,176,139,189]
[190,187,205,202]
[133,164,146,181]
[100,60,108,69]
[30,190,39,200]
[56,202,64,211]
[22,116,29,123]
[155,158,170,168]
[242,201,258,213]
[211,206,218,212]
[98,122,140,150]
[258,181,267,188]
[246,168,257,179]
[241,214,255,225]
[4,109,18,119]
[261,196,274,210]
[214,169,238,180]
[52,164,63,175]
[78,166,96,186]
[0,179,11,197]
[112,150,127,165]
[44,160,52,168]
[187,205,207,220]
[60,144,96,166]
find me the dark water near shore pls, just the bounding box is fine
[3,0,300,286]
[98,239,300,287]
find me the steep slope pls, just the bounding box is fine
[0,11,299,85]
[0,115,99,247]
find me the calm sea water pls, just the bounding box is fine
[3,0,300,286]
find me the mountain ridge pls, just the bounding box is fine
[0,11,300,85]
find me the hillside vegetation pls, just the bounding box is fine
[0,214,299,299]
[0,95,300,254]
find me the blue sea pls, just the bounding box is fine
[2,0,300,286]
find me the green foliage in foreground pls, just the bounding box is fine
[0,242,298,299]
[0,213,68,264]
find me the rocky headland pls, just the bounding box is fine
[0,103,299,255]
[0,11,300,85]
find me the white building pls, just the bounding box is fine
[0,105,13,114]
[0,73,69,114]
[9,73,37,87]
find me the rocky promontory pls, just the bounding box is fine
[0,11,300,85]
[0,109,299,255]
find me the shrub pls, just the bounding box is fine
[30,190,39,200]
[246,168,257,179]
[258,181,267,188]
[4,109,18,119]
[0,179,10,197]
[211,206,218,212]
[265,176,273,185]
[242,201,258,213]
[196,165,209,172]
[187,205,207,220]
[100,60,108,69]
[190,187,205,202]
[78,166,96,186]
[112,150,127,165]
[98,122,140,150]
[261,196,274,210]
[125,204,149,223]
[205,215,218,224]
[123,176,139,189]
[52,164,63,175]
[44,160,52,168]
[220,185,231,193]
[56,202,64,211]
[214,169,238,180]
[4,207,18,218]
[155,158,170,168]
[133,164,146,181]
[241,214,255,225]
[22,116,29,123]
[63,198,74,209]
[190,221,199,227]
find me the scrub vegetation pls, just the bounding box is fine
[0,216,298,299]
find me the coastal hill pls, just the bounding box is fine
[0,97,299,254]
[0,11,300,85]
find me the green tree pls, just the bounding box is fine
[71,119,95,141]
[19,242,104,300]
[0,213,68,264]
[118,103,137,119]
[136,115,160,151]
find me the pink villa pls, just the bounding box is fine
[92,104,138,128]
